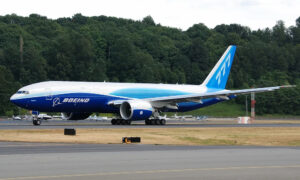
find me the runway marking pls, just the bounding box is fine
[1,165,300,179]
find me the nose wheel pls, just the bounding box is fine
[33,119,41,126]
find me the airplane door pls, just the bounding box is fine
[45,88,53,100]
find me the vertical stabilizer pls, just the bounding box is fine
[202,45,236,89]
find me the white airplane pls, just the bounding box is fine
[88,115,109,121]
[196,116,208,121]
[37,113,52,120]
[12,116,22,120]
[158,115,170,121]
[172,114,193,120]
[10,45,293,125]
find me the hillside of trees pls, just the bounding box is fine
[0,14,299,116]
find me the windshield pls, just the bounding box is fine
[16,91,29,94]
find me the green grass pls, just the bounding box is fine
[288,140,300,146]
[173,101,300,118]
[179,136,238,145]
[175,101,246,117]
[256,114,300,118]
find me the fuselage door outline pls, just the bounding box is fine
[45,88,53,100]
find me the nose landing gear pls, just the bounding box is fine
[33,119,41,126]
[31,111,41,126]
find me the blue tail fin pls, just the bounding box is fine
[202,45,236,89]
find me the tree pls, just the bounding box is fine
[0,65,20,114]
[142,16,155,26]
[186,23,211,41]
[0,14,298,115]
[272,20,289,45]
[296,16,300,27]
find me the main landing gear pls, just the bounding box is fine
[111,119,131,125]
[145,119,166,125]
[110,118,166,125]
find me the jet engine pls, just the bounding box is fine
[61,112,91,120]
[120,100,153,120]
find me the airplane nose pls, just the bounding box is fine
[10,94,22,105]
[10,94,16,102]
[10,94,28,108]
[10,95,19,106]
[10,92,31,109]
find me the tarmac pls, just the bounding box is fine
[1,118,300,179]
[0,142,300,180]
[1,119,300,129]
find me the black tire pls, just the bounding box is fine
[36,120,41,125]
[160,119,166,125]
[121,119,126,125]
[125,120,131,125]
[145,119,151,125]
[116,119,121,125]
[155,119,160,125]
[111,119,116,125]
[150,119,156,125]
[33,120,41,126]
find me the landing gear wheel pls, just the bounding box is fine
[121,119,126,125]
[33,119,41,126]
[150,119,156,125]
[155,119,161,125]
[116,119,121,125]
[145,119,151,125]
[111,119,117,125]
[160,119,166,125]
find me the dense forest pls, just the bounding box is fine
[0,14,299,116]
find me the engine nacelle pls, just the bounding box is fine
[120,100,153,120]
[61,112,91,120]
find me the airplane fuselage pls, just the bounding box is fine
[10,81,232,114]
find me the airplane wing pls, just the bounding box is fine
[145,85,295,104]
[108,85,295,108]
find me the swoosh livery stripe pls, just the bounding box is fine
[110,88,191,99]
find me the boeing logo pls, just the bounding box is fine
[62,98,90,103]
[52,98,90,107]
[52,97,61,107]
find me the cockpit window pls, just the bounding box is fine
[16,91,29,94]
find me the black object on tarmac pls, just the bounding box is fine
[122,137,141,143]
[64,128,76,135]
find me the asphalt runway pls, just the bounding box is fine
[0,142,300,180]
[1,119,300,129]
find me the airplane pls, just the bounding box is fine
[37,113,52,120]
[158,114,170,121]
[12,115,22,120]
[10,45,294,126]
[88,115,110,121]
[172,113,193,120]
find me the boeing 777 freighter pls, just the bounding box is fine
[10,46,293,125]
